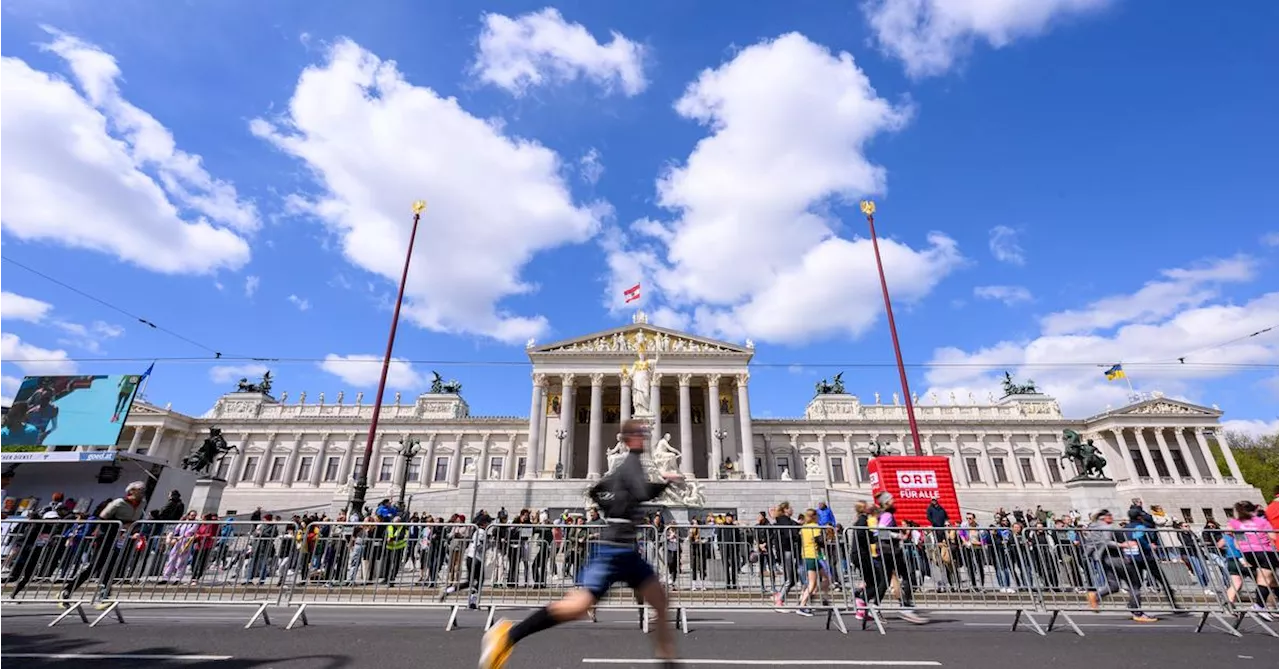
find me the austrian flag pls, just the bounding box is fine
[623,283,641,303]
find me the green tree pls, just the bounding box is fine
[1209,431,1279,500]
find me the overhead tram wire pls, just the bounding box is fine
[2,254,239,359]
[3,354,1273,370]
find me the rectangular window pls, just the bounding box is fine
[993,457,1008,484]
[1170,450,1190,478]
[433,456,449,482]
[776,456,791,479]
[216,458,231,480]
[324,456,341,482]
[965,457,981,483]
[1224,508,1233,520]
[1018,457,1035,483]
[297,456,314,482]
[378,456,394,482]
[242,456,259,481]
[1179,508,1193,524]
[463,456,476,476]
[353,456,365,479]
[516,457,527,479]
[489,456,504,479]
[1131,451,1150,478]
[754,457,763,477]
[269,456,286,482]
[1202,508,1215,523]
[1152,453,1170,478]
[830,456,846,483]
[857,457,871,482]
[407,456,422,482]
[1046,458,1062,484]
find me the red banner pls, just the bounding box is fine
[867,456,960,526]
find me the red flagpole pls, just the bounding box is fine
[862,200,924,457]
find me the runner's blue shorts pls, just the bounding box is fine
[579,543,656,599]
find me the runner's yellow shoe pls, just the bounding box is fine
[479,619,514,669]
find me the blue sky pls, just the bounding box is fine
[1,0,1276,434]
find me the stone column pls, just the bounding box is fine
[950,433,969,488]
[448,440,463,487]
[620,375,633,425]
[1212,428,1245,482]
[254,434,278,487]
[979,433,1000,485]
[527,374,547,479]
[503,434,517,480]
[127,427,144,454]
[1171,428,1204,483]
[1130,427,1160,480]
[736,373,756,479]
[678,374,695,477]
[148,427,165,457]
[338,434,359,485]
[649,373,663,448]
[587,374,605,478]
[310,433,330,487]
[1190,428,1223,481]
[421,435,437,486]
[391,435,408,487]
[1029,434,1053,486]
[283,434,303,486]
[816,432,832,485]
[558,374,577,476]
[706,375,722,477]
[478,433,491,481]
[1005,433,1026,488]
[1150,427,1179,482]
[1106,428,1141,482]
[229,432,252,485]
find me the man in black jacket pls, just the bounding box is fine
[480,419,683,669]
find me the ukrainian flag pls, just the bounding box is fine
[1104,364,1126,381]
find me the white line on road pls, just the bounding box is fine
[583,660,941,666]
[963,622,1192,629]
[3,654,232,661]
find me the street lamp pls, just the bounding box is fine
[554,429,568,479]
[713,429,728,479]
[351,200,426,516]
[395,439,420,510]
[860,199,923,456]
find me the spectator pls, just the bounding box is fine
[816,502,836,527]
[926,499,948,528]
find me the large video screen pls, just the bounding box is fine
[2,375,142,450]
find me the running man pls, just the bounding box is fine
[479,419,682,668]
[112,375,140,423]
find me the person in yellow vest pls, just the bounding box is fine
[796,509,830,616]
[382,517,408,585]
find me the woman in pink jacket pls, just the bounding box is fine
[1228,500,1277,611]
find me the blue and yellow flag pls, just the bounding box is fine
[1104,364,1125,381]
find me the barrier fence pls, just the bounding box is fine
[2,518,1275,638]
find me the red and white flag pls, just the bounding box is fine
[623,283,642,303]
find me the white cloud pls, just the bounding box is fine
[0,333,77,376]
[973,284,1032,305]
[287,294,311,311]
[253,39,601,343]
[1040,255,1254,336]
[319,354,423,389]
[472,8,647,97]
[603,33,959,344]
[1221,419,1279,438]
[580,148,605,185]
[244,275,260,298]
[1263,232,1279,247]
[54,319,124,353]
[863,0,1113,78]
[0,30,253,274]
[1,292,53,322]
[923,256,1280,418]
[208,364,270,385]
[1,376,21,404]
[987,225,1025,265]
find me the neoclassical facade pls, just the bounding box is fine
[117,315,1261,522]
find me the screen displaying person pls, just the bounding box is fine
[112,375,140,423]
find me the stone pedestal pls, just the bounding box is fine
[189,477,228,516]
[1065,478,1118,517]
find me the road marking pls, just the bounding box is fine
[3,654,232,661]
[607,620,736,625]
[963,622,1192,629]
[583,661,941,666]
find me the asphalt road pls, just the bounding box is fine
[2,604,1275,669]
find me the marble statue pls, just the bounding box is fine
[279,391,288,403]
[949,392,957,405]
[652,433,679,473]
[318,392,325,404]
[606,434,628,473]
[393,392,401,405]
[892,393,900,405]
[780,467,793,481]
[298,391,306,404]
[874,392,881,405]
[967,392,976,404]
[355,392,364,405]
[804,455,821,480]
[626,332,654,419]
[336,391,345,405]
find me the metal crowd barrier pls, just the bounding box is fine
[476,522,654,632]
[1,518,124,626]
[658,523,849,634]
[3,517,1276,639]
[284,521,479,630]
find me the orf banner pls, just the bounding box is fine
[867,456,960,526]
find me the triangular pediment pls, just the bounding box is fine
[1110,397,1221,418]
[529,321,751,356]
[128,402,167,416]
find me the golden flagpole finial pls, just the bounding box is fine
[859,200,876,217]
[411,200,427,214]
